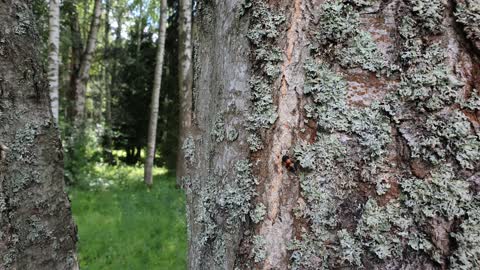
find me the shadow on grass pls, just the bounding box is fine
[69,165,186,270]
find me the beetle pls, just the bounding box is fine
[282,155,299,174]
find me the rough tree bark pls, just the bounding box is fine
[0,1,78,269]
[184,0,480,269]
[67,0,102,128]
[48,0,61,122]
[144,0,168,186]
[177,0,193,186]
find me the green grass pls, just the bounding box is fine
[69,165,187,270]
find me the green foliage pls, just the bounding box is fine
[69,166,187,270]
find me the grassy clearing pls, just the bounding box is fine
[69,165,187,270]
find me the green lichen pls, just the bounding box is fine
[455,0,480,45]
[250,203,266,224]
[252,235,266,263]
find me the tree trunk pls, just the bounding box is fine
[72,0,103,128]
[0,2,78,269]
[144,0,168,186]
[177,0,193,187]
[103,0,114,163]
[184,0,480,269]
[48,0,61,123]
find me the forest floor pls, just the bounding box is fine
[69,165,187,270]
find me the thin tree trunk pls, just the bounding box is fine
[103,0,113,163]
[72,0,103,128]
[185,0,480,269]
[144,0,168,187]
[47,0,61,122]
[176,0,193,187]
[0,1,78,269]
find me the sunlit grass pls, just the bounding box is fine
[69,165,186,270]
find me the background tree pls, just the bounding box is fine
[0,1,78,268]
[182,0,480,269]
[176,0,193,186]
[145,0,168,186]
[48,0,61,122]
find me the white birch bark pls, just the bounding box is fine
[144,0,168,186]
[47,0,60,122]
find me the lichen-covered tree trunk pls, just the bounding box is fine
[0,1,78,269]
[48,0,61,123]
[177,0,194,186]
[144,0,168,186]
[184,0,480,269]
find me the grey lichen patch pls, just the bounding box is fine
[211,113,226,142]
[181,136,195,164]
[303,60,350,132]
[401,165,472,221]
[247,133,264,152]
[337,229,363,266]
[460,88,480,111]
[312,1,388,73]
[252,235,266,263]
[226,127,239,142]
[451,203,480,269]
[397,43,459,111]
[337,31,388,72]
[245,1,285,151]
[195,160,257,250]
[355,199,423,260]
[408,0,445,33]
[314,1,359,45]
[455,0,480,46]
[219,160,257,225]
[250,203,266,224]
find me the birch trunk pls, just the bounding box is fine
[177,0,193,187]
[47,0,60,122]
[0,1,78,269]
[144,0,168,186]
[185,0,480,269]
[71,0,102,128]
